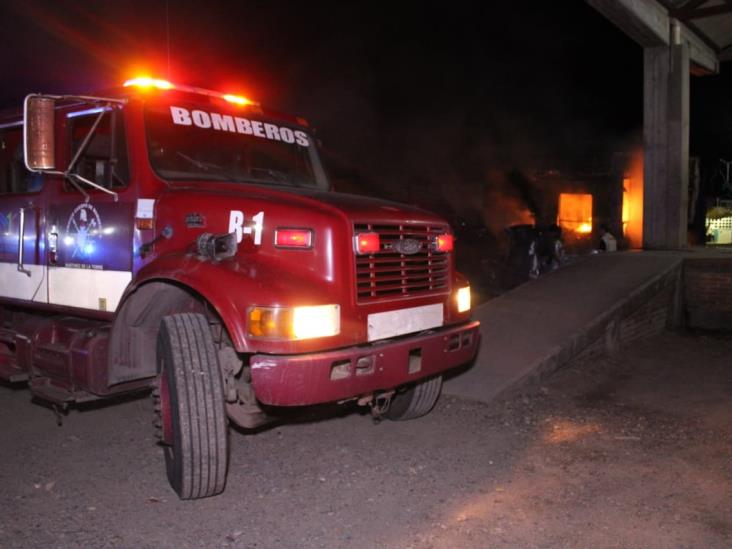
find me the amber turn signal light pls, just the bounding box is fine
[135,218,154,230]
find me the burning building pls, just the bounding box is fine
[531,149,645,252]
[557,192,593,236]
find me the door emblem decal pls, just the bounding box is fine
[66,202,103,259]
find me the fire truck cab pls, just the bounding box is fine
[0,78,479,499]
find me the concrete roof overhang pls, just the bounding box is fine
[588,0,732,74]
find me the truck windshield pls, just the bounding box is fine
[144,103,329,189]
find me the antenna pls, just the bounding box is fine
[165,0,171,78]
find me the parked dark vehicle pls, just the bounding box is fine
[491,224,565,291]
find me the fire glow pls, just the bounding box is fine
[622,149,644,248]
[557,193,593,235]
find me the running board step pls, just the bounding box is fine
[29,378,97,406]
[0,350,28,382]
[0,328,15,345]
[0,362,29,382]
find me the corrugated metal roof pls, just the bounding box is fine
[661,0,732,56]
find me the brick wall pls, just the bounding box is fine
[507,256,730,396]
[684,258,732,331]
[619,283,676,344]
[561,263,680,370]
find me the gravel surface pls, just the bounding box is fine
[1,331,730,548]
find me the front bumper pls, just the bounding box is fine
[250,321,480,406]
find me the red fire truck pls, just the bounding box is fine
[0,77,480,499]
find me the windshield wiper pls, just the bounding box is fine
[248,168,306,187]
[175,151,223,172]
[162,172,240,182]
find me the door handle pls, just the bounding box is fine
[17,207,32,277]
[48,227,58,265]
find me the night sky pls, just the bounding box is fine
[0,0,728,198]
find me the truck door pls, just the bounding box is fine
[47,108,134,313]
[0,122,47,303]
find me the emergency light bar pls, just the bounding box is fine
[123,77,260,107]
[123,77,173,90]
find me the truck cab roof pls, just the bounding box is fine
[0,79,311,132]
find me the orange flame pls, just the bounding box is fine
[622,150,644,248]
[557,193,593,235]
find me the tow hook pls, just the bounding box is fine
[52,402,69,426]
[363,391,394,423]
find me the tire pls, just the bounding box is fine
[385,375,443,421]
[156,313,228,499]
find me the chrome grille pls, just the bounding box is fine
[354,223,450,301]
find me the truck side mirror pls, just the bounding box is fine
[24,94,56,171]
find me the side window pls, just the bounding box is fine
[0,126,40,194]
[69,110,129,189]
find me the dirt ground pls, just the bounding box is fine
[1,331,730,549]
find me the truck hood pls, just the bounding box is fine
[149,180,455,355]
[166,181,447,226]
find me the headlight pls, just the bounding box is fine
[292,305,341,339]
[248,305,340,340]
[456,286,471,313]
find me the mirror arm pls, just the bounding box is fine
[29,169,90,201]
[34,93,126,105]
[24,94,125,202]
[67,109,107,174]
[63,104,119,201]
[64,173,90,201]
[68,173,119,202]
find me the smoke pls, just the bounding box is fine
[0,0,644,242]
[482,183,535,236]
[286,2,641,241]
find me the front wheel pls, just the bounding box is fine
[156,313,229,499]
[385,375,443,421]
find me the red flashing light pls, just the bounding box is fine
[434,234,454,253]
[354,232,380,254]
[275,228,313,248]
[223,94,253,106]
[122,77,261,107]
[123,77,174,90]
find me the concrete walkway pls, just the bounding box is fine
[443,251,684,403]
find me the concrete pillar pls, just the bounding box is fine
[643,43,690,249]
